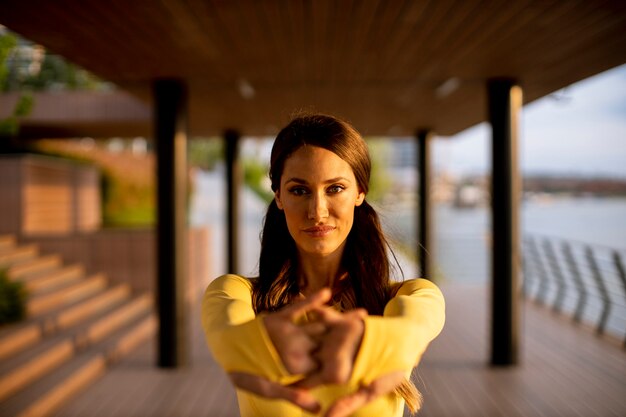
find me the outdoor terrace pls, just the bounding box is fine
[51,283,626,417]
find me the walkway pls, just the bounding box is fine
[53,174,626,415]
[52,283,626,417]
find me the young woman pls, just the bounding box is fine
[202,114,445,417]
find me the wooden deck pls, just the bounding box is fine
[52,284,626,417]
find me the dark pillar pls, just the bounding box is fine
[154,79,188,368]
[488,78,522,366]
[224,129,241,274]
[416,130,434,279]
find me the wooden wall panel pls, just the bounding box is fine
[0,156,101,235]
[74,165,101,232]
[0,158,21,235]
[23,158,74,234]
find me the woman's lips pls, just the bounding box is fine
[303,225,335,237]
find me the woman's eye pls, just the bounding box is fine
[327,185,345,194]
[289,187,308,196]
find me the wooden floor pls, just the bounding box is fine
[53,284,626,417]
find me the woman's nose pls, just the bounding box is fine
[308,194,329,220]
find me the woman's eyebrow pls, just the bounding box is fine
[285,177,351,185]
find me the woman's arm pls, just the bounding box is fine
[349,278,445,385]
[201,274,290,381]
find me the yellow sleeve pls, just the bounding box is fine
[200,274,290,382]
[350,278,445,385]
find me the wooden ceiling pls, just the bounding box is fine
[1,0,625,137]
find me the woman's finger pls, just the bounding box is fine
[283,288,332,321]
[300,321,327,338]
[229,372,321,413]
[296,307,366,388]
[291,369,326,389]
[324,371,406,417]
[310,306,367,325]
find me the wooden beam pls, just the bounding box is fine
[154,79,188,368]
[416,129,434,280]
[488,78,522,366]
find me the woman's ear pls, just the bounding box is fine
[275,191,284,210]
[355,191,365,206]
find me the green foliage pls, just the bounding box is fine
[0,32,32,139]
[0,93,33,137]
[1,29,106,93]
[365,139,392,202]
[0,269,27,324]
[244,158,273,203]
[0,32,17,89]
[100,168,155,228]
[1,29,109,139]
[19,54,103,91]
[188,139,223,170]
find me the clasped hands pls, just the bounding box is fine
[229,289,405,417]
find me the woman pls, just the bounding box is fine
[202,114,445,417]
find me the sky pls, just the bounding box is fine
[433,63,626,179]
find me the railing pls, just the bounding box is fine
[522,234,626,347]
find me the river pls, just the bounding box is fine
[191,169,626,282]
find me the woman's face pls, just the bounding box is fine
[275,145,365,259]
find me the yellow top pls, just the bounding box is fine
[201,274,445,417]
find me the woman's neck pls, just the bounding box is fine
[297,250,345,296]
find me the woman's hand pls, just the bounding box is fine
[323,371,406,417]
[229,370,406,417]
[228,371,321,414]
[227,290,331,412]
[227,289,404,416]
[295,306,367,388]
[262,288,331,375]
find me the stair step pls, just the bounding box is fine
[16,354,107,417]
[0,339,75,402]
[0,325,42,362]
[25,264,85,294]
[2,313,156,417]
[0,245,38,267]
[0,235,16,252]
[76,293,153,348]
[27,273,107,317]
[52,284,133,333]
[0,284,132,361]
[0,294,153,400]
[8,255,63,281]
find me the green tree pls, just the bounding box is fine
[0,31,33,138]
[0,269,27,324]
[365,139,392,202]
[188,138,223,171]
[1,28,110,139]
[244,158,273,203]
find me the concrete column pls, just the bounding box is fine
[488,78,522,366]
[154,79,188,368]
[416,130,434,279]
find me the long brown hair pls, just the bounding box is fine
[252,113,421,412]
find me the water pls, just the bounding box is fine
[191,168,626,282]
[430,197,626,284]
[522,197,626,250]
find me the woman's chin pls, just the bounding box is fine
[300,243,340,258]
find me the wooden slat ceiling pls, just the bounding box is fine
[1,0,625,137]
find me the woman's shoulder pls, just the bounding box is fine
[207,274,257,292]
[392,278,442,295]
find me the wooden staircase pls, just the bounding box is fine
[0,234,156,417]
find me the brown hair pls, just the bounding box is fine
[252,113,421,412]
